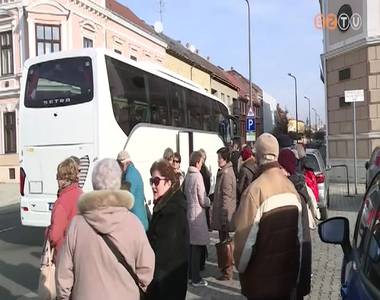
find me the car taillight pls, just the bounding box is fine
[20,167,26,196]
[375,153,380,167]
[316,173,325,184]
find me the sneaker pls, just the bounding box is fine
[191,279,208,287]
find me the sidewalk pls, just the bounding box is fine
[186,183,365,300]
[0,183,20,208]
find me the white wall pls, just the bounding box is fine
[262,91,277,133]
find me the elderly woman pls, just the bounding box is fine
[146,159,189,300]
[184,151,210,287]
[48,157,82,259]
[56,159,155,300]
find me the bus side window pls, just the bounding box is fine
[201,95,212,131]
[187,90,202,130]
[106,56,149,135]
[147,74,170,126]
[171,85,186,127]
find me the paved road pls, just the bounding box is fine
[0,183,364,300]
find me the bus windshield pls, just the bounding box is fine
[24,56,93,108]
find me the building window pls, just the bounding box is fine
[339,68,351,81]
[0,31,13,76]
[36,24,61,56]
[83,37,93,48]
[211,89,218,96]
[339,96,351,108]
[8,168,15,180]
[4,112,16,153]
[114,49,122,54]
[130,55,137,61]
[221,93,225,101]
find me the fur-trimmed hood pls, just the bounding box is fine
[78,190,135,234]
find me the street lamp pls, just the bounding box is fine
[304,96,311,132]
[288,73,298,135]
[243,0,253,111]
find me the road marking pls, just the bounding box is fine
[0,226,17,233]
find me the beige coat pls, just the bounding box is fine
[184,166,210,245]
[211,162,237,231]
[56,190,155,300]
[233,162,303,299]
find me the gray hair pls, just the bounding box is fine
[163,147,174,160]
[199,148,207,161]
[189,151,203,167]
[92,158,121,190]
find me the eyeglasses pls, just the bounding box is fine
[149,176,167,186]
[173,159,181,164]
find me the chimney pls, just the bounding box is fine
[207,56,210,61]
[186,42,190,48]
[196,49,199,54]
[231,66,234,70]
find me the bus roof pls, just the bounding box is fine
[23,48,229,111]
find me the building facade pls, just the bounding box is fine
[226,68,263,145]
[160,34,238,111]
[0,0,167,182]
[320,0,380,183]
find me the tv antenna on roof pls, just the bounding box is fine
[159,0,165,23]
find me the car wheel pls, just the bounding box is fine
[320,207,328,221]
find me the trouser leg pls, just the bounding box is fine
[190,245,202,283]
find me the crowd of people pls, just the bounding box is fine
[42,132,321,300]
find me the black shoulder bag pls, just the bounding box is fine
[100,234,146,299]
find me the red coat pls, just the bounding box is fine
[304,170,319,202]
[48,183,82,257]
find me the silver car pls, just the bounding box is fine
[305,148,329,220]
[365,146,380,187]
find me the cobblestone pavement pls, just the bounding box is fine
[186,183,365,300]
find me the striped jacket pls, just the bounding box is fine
[233,162,303,299]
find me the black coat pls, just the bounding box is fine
[237,158,258,206]
[146,187,189,300]
[289,174,312,297]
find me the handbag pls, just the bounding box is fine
[38,240,56,300]
[99,233,146,300]
[215,238,234,270]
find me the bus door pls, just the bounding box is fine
[177,131,193,170]
[219,116,239,145]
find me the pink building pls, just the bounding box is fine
[0,0,167,182]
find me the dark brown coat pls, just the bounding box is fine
[211,162,237,231]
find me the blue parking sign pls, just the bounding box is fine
[246,117,256,132]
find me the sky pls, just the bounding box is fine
[121,0,325,123]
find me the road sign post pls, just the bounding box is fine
[246,108,256,143]
[345,89,364,195]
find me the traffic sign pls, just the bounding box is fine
[246,117,256,132]
[246,131,256,142]
[344,89,364,102]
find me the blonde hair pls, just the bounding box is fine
[57,158,79,183]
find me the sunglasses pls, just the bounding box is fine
[149,176,167,186]
[173,159,181,163]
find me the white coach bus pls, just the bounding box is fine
[19,48,238,227]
